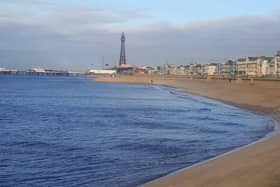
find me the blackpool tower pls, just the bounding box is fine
[119,32,126,66]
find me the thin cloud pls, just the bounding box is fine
[0,1,279,70]
[0,1,148,36]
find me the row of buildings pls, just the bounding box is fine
[89,33,280,77]
[160,51,280,77]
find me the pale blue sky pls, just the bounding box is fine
[94,0,280,22]
[53,0,280,19]
[0,0,280,70]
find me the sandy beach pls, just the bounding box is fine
[95,75,280,187]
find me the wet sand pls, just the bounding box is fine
[95,75,280,187]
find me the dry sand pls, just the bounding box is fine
[95,75,280,187]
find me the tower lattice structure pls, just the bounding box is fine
[119,32,126,66]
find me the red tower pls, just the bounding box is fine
[119,32,126,66]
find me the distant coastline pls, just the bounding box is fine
[95,75,280,187]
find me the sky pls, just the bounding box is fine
[0,0,280,70]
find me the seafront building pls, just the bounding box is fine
[191,64,203,76]
[218,60,236,75]
[207,63,218,75]
[89,69,116,75]
[261,58,274,76]
[275,51,280,76]
[246,57,260,76]
[236,58,247,75]
[156,51,279,78]
[235,56,275,77]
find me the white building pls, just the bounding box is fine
[260,57,274,76]
[163,64,176,75]
[275,51,280,76]
[176,65,187,75]
[236,58,247,75]
[236,57,274,77]
[246,57,260,76]
[261,60,269,76]
[32,68,46,73]
[89,69,116,75]
[207,64,217,75]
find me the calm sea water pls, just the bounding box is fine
[0,74,275,187]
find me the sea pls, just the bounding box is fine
[0,74,275,187]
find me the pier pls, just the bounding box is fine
[0,68,84,76]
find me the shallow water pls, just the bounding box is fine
[0,75,275,186]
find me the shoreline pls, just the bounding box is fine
[94,75,280,187]
[141,84,280,186]
[142,116,280,186]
